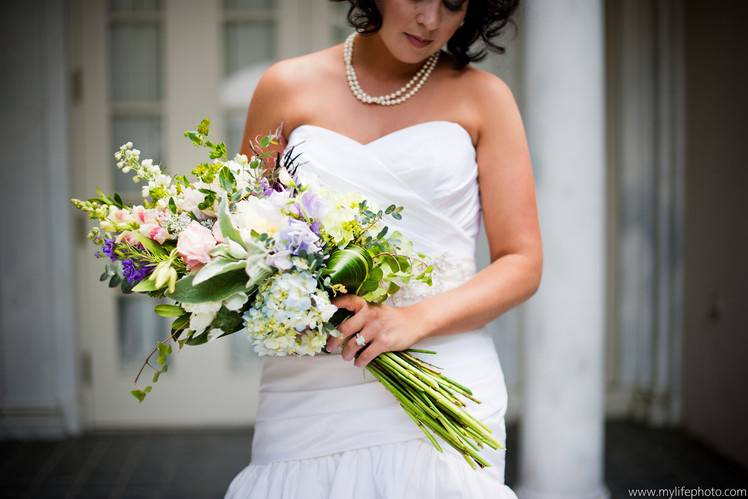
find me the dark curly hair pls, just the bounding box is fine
[329,0,520,69]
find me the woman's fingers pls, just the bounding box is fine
[354,340,386,368]
[326,295,367,352]
[341,323,378,362]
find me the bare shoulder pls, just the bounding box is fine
[240,46,340,156]
[458,65,521,147]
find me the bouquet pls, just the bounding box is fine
[71,119,502,469]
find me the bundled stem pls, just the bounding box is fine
[364,350,503,469]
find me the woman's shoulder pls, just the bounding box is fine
[438,54,512,96]
[256,45,342,101]
[250,45,341,135]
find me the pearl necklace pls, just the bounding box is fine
[344,31,440,106]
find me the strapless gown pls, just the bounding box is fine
[225,120,518,499]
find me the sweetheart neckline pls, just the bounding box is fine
[286,120,476,149]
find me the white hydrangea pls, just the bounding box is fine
[244,270,337,356]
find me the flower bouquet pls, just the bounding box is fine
[71,119,502,469]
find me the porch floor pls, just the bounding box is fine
[1,420,746,498]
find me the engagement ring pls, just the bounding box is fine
[354,333,366,346]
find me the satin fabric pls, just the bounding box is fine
[225,121,518,499]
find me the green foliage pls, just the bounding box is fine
[184,118,228,161]
[218,167,237,193]
[209,306,244,336]
[197,189,217,210]
[321,245,373,295]
[167,269,248,303]
[154,304,185,318]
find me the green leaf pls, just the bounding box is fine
[132,278,157,292]
[158,342,172,356]
[376,226,388,239]
[154,304,185,318]
[168,197,177,214]
[185,332,209,346]
[192,256,245,286]
[321,245,373,295]
[131,231,167,257]
[218,197,245,247]
[171,313,190,331]
[131,389,147,402]
[209,306,244,336]
[166,269,248,303]
[219,166,236,193]
[152,371,161,383]
[108,274,121,288]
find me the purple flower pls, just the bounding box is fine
[310,220,321,236]
[277,219,320,256]
[259,178,274,196]
[99,238,117,261]
[300,191,323,219]
[121,259,154,284]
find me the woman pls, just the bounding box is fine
[226,0,540,497]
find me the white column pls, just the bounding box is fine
[516,1,609,498]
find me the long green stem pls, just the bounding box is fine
[366,350,504,466]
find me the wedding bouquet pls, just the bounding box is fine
[71,119,502,469]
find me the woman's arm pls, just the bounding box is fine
[410,72,543,338]
[328,72,543,367]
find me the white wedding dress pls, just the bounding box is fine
[225,120,518,499]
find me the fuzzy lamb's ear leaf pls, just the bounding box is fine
[166,269,248,303]
[192,257,246,286]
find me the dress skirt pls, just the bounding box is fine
[224,328,518,499]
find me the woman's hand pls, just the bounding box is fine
[325,294,428,368]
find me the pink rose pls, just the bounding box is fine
[177,221,217,271]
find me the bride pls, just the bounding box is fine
[226,0,540,497]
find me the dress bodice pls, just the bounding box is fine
[244,122,513,485]
[285,120,482,305]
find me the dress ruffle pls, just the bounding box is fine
[225,436,518,499]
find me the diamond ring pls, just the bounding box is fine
[354,333,366,346]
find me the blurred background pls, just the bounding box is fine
[1,0,746,497]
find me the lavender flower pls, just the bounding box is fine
[259,178,274,196]
[300,191,323,220]
[121,259,154,284]
[277,219,320,256]
[100,238,117,261]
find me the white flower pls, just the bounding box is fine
[244,270,336,356]
[233,195,289,237]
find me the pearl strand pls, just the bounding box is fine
[344,31,440,106]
